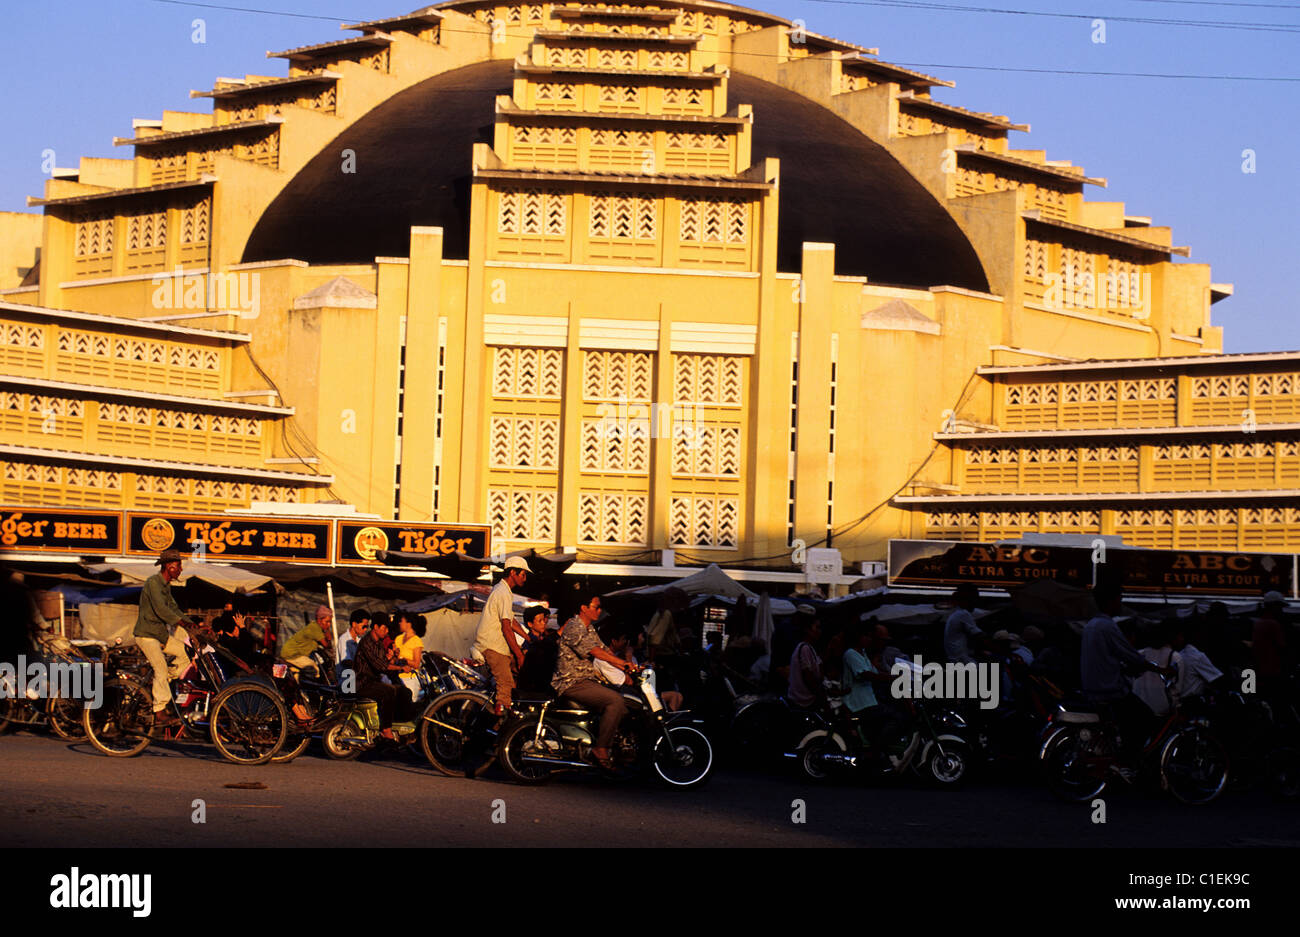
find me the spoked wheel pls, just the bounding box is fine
[82,679,154,757]
[46,696,86,740]
[1042,726,1108,802]
[273,734,312,764]
[925,740,971,788]
[323,721,366,760]
[652,725,714,789]
[208,684,288,766]
[798,732,845,782]
[1161,727,1229,805]
[419,691,496,778]
[496,718,557,785]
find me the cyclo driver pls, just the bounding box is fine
[551,591,638,770]
[133,549,193,727]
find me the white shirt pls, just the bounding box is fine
[594,657,626,686]
[943,609,981,664]
[1174,643,1223,700]
[1134,646,1175,716]
[472,579,516,659]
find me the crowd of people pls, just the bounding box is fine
[35,548,1290,779]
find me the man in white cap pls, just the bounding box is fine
[473,555,531,714]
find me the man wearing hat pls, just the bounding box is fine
[473,555,532,714]
[281,604,335,675]
[133,549,192,726]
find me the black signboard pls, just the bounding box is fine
[889,539,1294,597]
[335,521,492,566]
[0,506,121,554]
[126,512,333,564]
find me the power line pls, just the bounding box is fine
[794,0,1300,33]
[138,0,1300,35]
[889,60,1300,80]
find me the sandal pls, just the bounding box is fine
[592,748,615,771]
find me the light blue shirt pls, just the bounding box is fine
[842,648,878,713]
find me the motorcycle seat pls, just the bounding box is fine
[513,690,555,702]
[1056,710,1101,724]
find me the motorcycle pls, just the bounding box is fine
[794,696,973,787]
[321,698,419,759]
[495,666,714,788]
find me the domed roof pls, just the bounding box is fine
[242,58,989,291]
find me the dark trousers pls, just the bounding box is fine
[359,679,398,729]
[1108,693,1155,764]
[561,680,627,750]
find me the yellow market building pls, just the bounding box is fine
[0,0,1294,581]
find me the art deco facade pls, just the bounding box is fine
[0,0,1290,571]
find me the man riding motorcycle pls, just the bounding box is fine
[551,591,638,770]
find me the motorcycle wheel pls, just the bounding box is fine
[653,725,714,789]
[497,718,556,785]
[46,696,86,740]
[323,721,365,760]
[1161,727,1229,806]
[272,733,312,764]
[82,679,153,758]
[209,684,288,766]
[419,690,495,778]
[1264,746,1300,800]
[798,732,845,782]
[1042,725,1107,802]
[925,739,971,787]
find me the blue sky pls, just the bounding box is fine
[1,0,1296,351]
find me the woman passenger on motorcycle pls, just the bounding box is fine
[552,591,638,770]
[394,613,426,700]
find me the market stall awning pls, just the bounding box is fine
[608,563,760,600]
[84,562,272,593]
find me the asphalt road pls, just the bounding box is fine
[2,731,1296,849]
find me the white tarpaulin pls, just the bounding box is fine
[86,562,272,594]
[77,602,139,646]
[420,609,481,660]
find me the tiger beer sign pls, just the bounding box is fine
[0,506,121,554]
[125,512,333,564]
[335,521,491,566]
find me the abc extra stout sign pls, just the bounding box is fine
[888,539,1293,596]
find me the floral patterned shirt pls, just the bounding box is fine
[551,615,607,694]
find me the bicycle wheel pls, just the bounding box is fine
[208,684,288,766]
[82,679,153,757]
[46,696,86,740]
[1161,727,1229,805]
[1042,725,1108,802]
[419,690,496,777]
[273,733,312,764]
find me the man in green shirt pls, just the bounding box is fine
[134,549,192,725]
[281,605,334,675]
